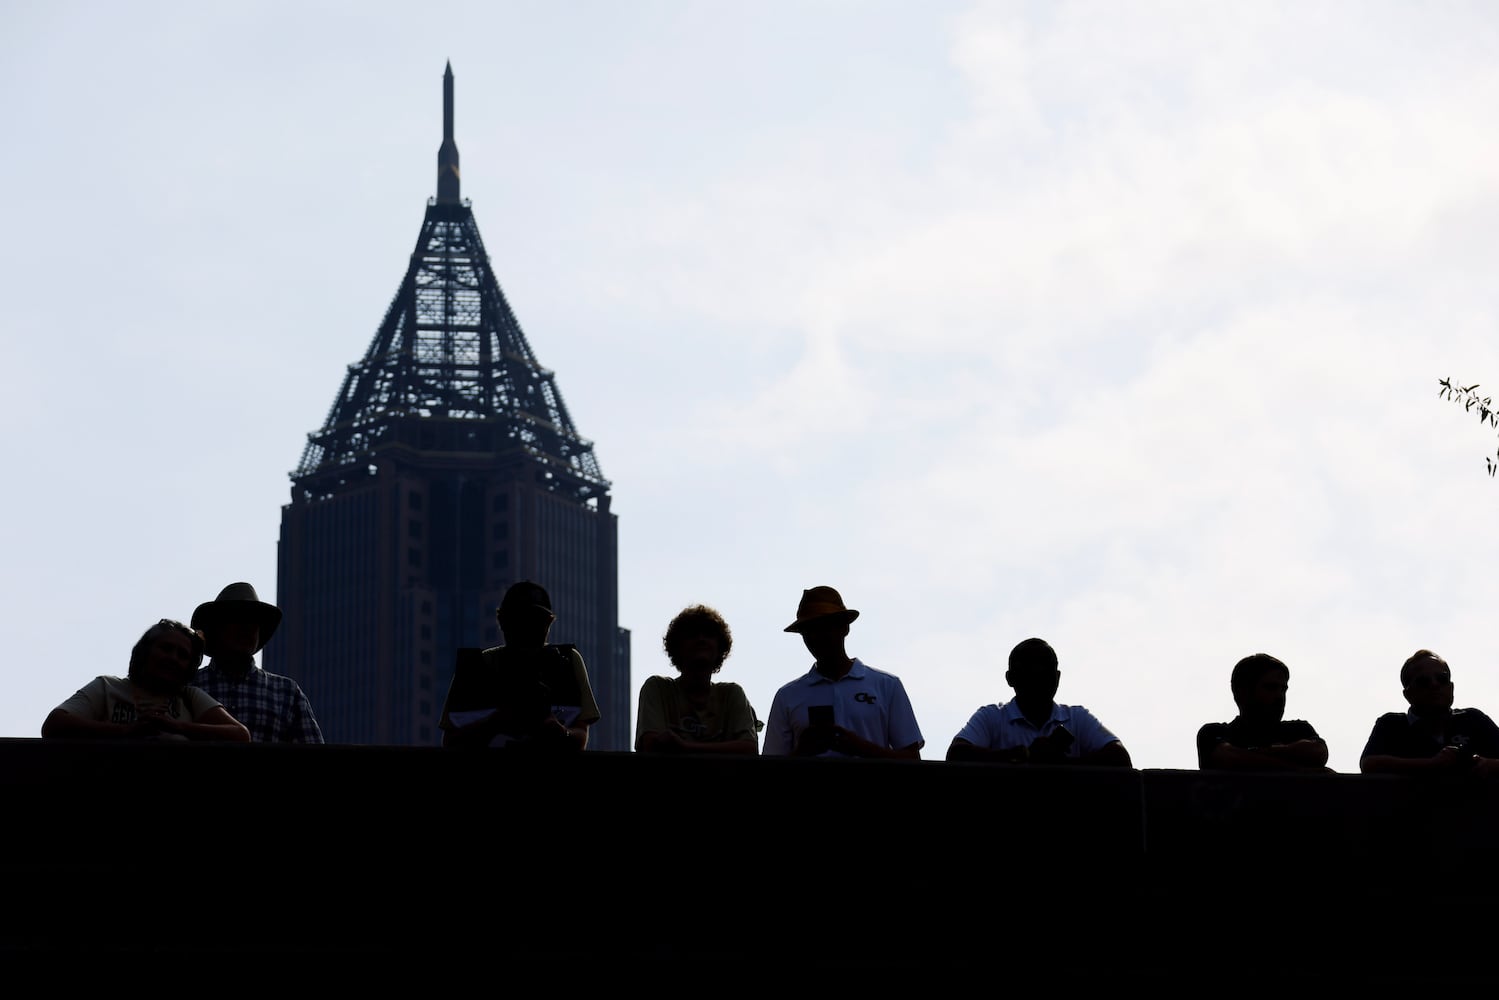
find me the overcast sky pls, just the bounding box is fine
[4,1,1498,772]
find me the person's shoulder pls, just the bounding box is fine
[855,660,905,682]
[774,667,815,689]
[640,674,674,693]
[269,672,311,695]
[1196,720,1229,738]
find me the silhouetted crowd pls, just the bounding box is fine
[40,580,1499,780]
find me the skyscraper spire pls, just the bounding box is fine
[274,64,627,750]
[437,61,460,204]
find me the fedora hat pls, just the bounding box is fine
[191,582,283,653]
[784,585,860,633]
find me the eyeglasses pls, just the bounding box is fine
[1408,672,1452,689]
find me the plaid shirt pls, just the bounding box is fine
[195,660,324,743]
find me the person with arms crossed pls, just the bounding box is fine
[636,603,760,754]
[1197,652,1330,771]
[42,618,250,743]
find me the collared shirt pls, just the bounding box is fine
[953,699,1121,758]
[1361,707,1499,761]
[761,658,924,756]
[195,660,324,743]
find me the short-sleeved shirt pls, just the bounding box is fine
[1196,717,1323,769]
[1360,707,1499,761]
[634,675,759,750]
[439,644,600,747]
[761,659,924,756]
[194,661,324,743]
[953,700,1121,758]
[55,676,222,731]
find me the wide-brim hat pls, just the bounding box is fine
[191,582,282,653]
[784,585,860,633]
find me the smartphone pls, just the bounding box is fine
[808,705,835,728]
[1051,725,1075,750]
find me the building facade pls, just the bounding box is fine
[265,64,630,749]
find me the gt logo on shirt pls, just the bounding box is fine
[855,692,877,704]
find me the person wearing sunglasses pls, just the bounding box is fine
[1359,649,1499,778]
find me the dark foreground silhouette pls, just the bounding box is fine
[5,739,1498,986]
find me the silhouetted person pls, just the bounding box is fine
[41,618,250,743]
[439,580,599,751]
[636,604,760,754]
[191,582,323,743]
[1360,649,1499,778]
[1197,653,1330,771]
[761,586,923,759]
[947,637,1131,766]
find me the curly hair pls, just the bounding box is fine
[128,619,206,680]
[662,604,732,672]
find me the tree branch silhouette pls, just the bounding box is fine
[1438,377,1499,477]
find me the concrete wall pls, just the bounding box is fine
[5,739,1495,985]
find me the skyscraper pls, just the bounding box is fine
[266,63,630,749]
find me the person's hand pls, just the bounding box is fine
[794,724,834,756]
[652,730,686,753]
[1470,756,1499,779]
[828,726,861,756]
[1432,745,1471,771]
[129,708,192,742]
[536,716,570,741]
[1027,731,1070,763]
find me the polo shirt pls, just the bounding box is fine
[761,658,924,756]
[953,700,1120,758]
[1360,707,1499,761]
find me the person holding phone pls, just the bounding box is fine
[946,637,1131,766]
[761,586,923,759]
